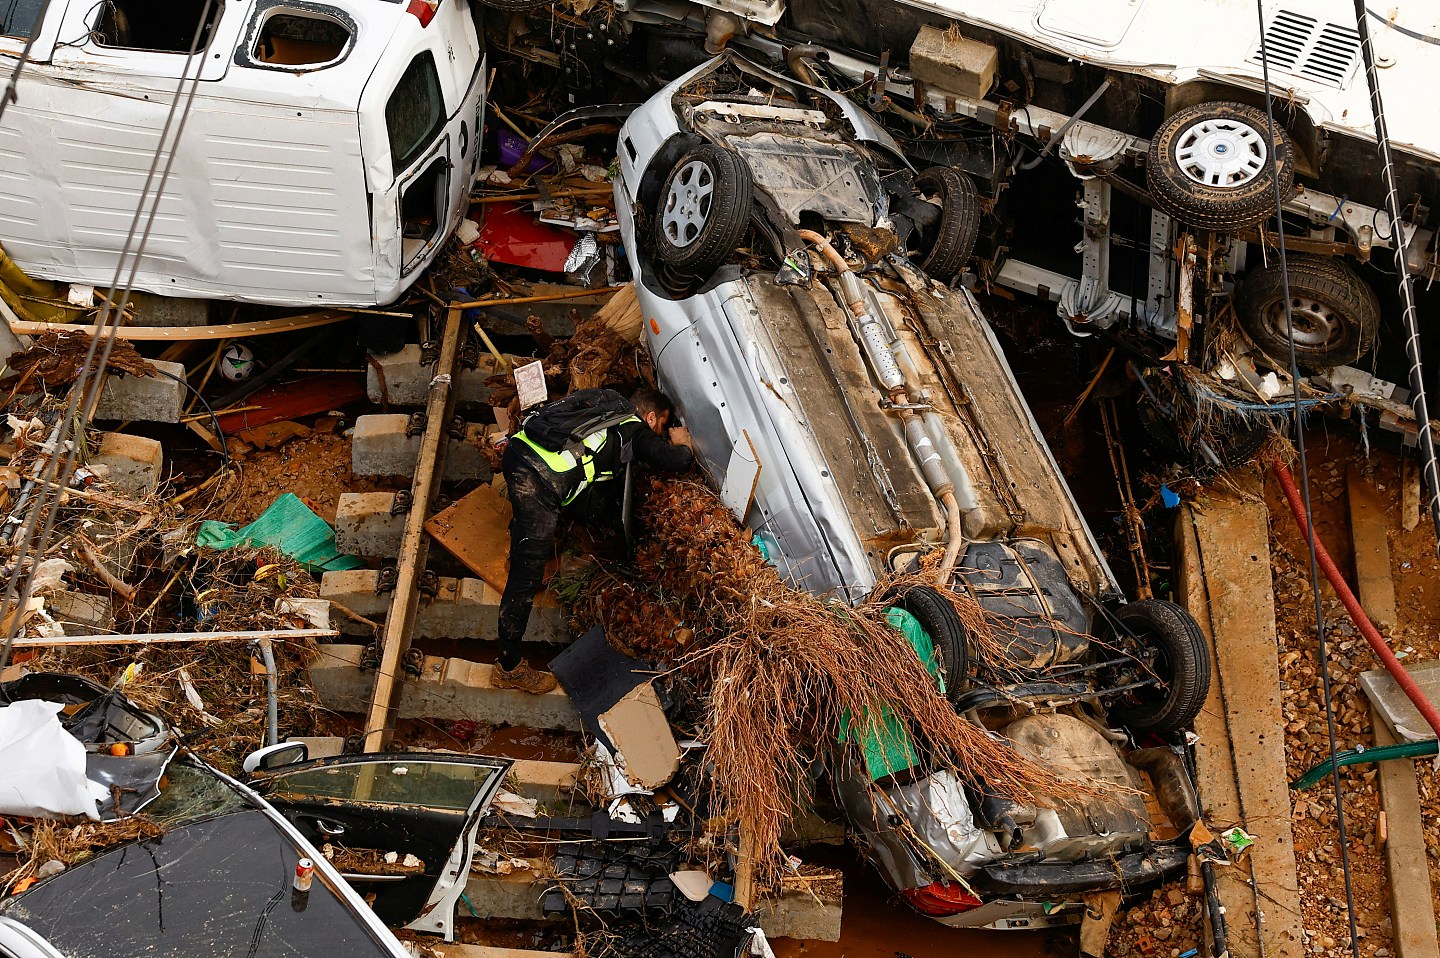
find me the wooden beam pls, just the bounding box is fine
[9,628,338,648]
[449,286,623,310]
[1372,704,1440,958]
[362,307,464,753]
[1347,466,1399,631]
[7,309,355,341]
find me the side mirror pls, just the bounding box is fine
[243,741,309,775]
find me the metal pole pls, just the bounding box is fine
[1352,0,1440,555]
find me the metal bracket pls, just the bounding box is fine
[447,415,467,441]
[375,566,398,595]
[405,411,428,438]
[390,490,413,516]
[419,340,440,366]
[402,648,424,679]
[418,570,440,598]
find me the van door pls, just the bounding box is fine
[50,0,237,81]
[382,50,453,277]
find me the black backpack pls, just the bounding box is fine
[521,388,636,455]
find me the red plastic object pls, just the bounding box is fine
[1271,459,1440,741]
[215,373,366,434]
[405,0,437,26]
[473,203,575,273]
[901,880,983,917]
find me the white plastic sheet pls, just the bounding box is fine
[0,700,102,820]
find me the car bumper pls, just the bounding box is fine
[969,842,1190,897]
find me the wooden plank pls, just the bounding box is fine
[1347,466,1399,631]
[1177,469,1305,958]
[425,482,513,591]
[9,628,338,648]
[363,308,464,753]
[1403,455,1422,533]
[450,286,624,310]
[1372,704,1440,958]
[7,309,354,341]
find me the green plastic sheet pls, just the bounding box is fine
[840,607,945,782]
[195,493,362,573]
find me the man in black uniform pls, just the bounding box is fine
[493,387,693,692]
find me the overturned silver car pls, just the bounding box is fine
[614,53,1211,929]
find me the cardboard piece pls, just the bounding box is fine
[597,683,681,789]
[425,483,513,591]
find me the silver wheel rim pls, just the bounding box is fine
[1261,296,1344,348]
[660,159,715,249]
[1174,117,1267,188]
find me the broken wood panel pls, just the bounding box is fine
[8,309,355,340]
[1371,704,1440,958]
[216,373,365,433]
[363,307,463,752]
[1177,470,1305,958]
[426,482,513,591]
[8,628,338,647]
[1403,455,1422,533]
[1347,466,1399,631]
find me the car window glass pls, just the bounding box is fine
[1,0,45,39]
[144,762,250,826]
[91,0,220,52]
[386,52,445,176]
[268,760,499,811]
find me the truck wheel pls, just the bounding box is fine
[912,167,980,283]
[883,584,970,705]
[1146,102,1292,232]
[1108,600,1210,736]
[1235,253,1380,368]
[652,145,752,281]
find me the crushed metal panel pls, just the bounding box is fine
[726,133,880,226]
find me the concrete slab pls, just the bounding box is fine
[46,590,115,635]
[1347,466,1399,631]
[92,432,163,498]
[1372,705,1440,958]
[95,359,186,423]
[351,413,491,481]
[367,344,502,407]
[286,735,347,759]
[1176,470,1304,958]
[460,870,840,941]
[1360,660,1440,743]
[318,569,569,642]
[334,492,406,558]
[508,759,581,805]
[128,291,212,327]
[755,889,842,942]
[308,644,581,731]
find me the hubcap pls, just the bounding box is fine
[660,159,715,248]
[1174,117,1267,188]
[1262,296,1344,347]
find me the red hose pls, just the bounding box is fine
[1271,459,1440,742]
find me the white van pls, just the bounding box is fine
[0,0,486,307]
[613,0,1439,378]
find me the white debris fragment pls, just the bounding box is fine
[384,851,399,864]
[402,853,422,869]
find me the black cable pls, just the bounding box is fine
[153,368,230,471]
[1254,4,1362,957]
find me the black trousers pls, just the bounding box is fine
[496,445,620,669]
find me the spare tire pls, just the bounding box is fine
[1146,102,1292,232]
[883,585,970,705]
[652,144,752,282]
[1235,253,1380,368]
[912,166,981,283]
[1108,600,1211,736]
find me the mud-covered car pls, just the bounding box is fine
[614,53,1212,929]
[0,676,509,954]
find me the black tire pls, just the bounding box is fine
[1135,375,1272,476]
[1109,600,1210,736]
[884,585,969,705]
[1147,102,1293,232]
[652,145,752,281]
[1235,253,1380,368]
[912,166,981,283]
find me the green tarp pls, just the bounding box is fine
[195,493,363,573]
[840,607,946,782]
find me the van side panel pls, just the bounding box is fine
[0,75,375,305]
